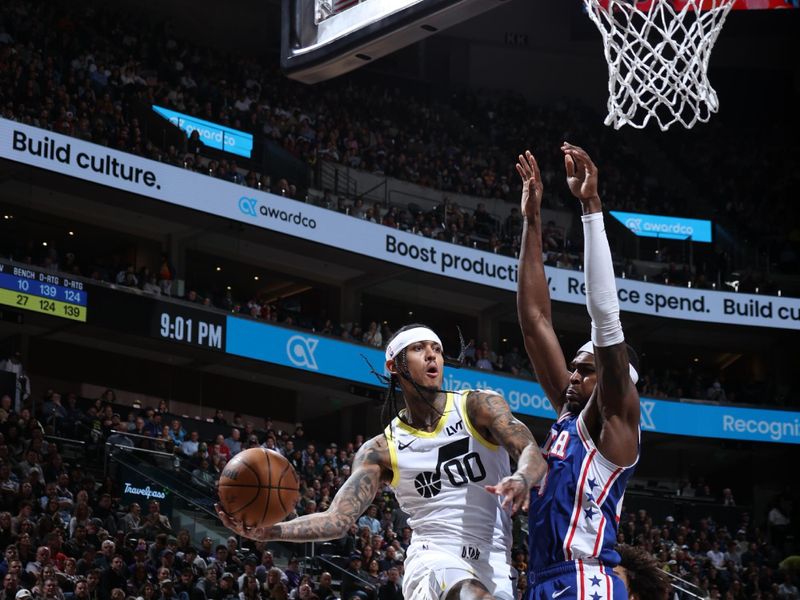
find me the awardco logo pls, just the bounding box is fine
[168,117,238,149]
[624,218,642,233]
[237,196,317,229]
[238,196,258,217]
[625,217,694,238]
[124,483,167,499]
[286,335,319,370]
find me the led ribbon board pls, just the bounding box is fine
[2,120,799,330]
[225,318,800,445]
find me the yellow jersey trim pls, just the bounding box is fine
[384,425,400,488]
[395,392,454,438]
[460,390,499,451]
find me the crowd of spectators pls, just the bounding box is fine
[640,368,785,407]
[613,507,800,599]
[311,193,536,261]
[665,118,800,284]
[1,0,796,290]
[0,375,797,600]
[0,381,410,600]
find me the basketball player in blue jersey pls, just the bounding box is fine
[515,145,641,600]
[218,324,548,600]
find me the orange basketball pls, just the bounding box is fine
[217,448,300,529]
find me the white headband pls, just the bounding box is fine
[385,327,443,362]
[577,341,639,385]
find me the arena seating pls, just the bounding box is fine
[0,387,795,600]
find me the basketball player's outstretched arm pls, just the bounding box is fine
[516,150,571,414]
[216,436,390,542]
[562,142,640,467]
[468,391,547,513]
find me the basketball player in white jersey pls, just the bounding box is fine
[218,324,547,600]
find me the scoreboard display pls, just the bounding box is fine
[0,260,225,351]
[0,262,87,322]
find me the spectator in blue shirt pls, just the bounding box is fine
[169,419,186,444]
[357,505,381,536]
[180,432,200,457]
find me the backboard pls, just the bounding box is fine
[281,0,509,84]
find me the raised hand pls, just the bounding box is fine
[515,150,544,219]
[562,142,600,205]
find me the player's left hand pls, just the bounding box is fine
[485,473,530,514]
[561,142,599,203]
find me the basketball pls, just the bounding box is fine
[217,448,300,529]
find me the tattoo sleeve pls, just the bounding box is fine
[470,391,547,486]
[266,438,386,542]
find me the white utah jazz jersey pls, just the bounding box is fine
[384,390,512,559]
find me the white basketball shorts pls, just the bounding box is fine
[403,539,516,600]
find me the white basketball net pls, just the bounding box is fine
[582,0,736,130]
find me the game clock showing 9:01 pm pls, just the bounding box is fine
[152,302,225,350]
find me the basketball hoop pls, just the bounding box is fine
[583,0,736,130]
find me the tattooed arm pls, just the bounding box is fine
[468,390,547,513]
[217,436,391,541]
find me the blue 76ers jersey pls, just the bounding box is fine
[527,412,639,572]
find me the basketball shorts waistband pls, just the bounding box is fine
[408,538,508,563]
[528,559,609,585]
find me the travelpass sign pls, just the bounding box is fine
[224,319,800,445]
[610,210,713,243]
[152,106,254,158]
[1,119,799,330]
[118,464,173,517]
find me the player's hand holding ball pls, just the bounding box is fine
[216,448,300,540]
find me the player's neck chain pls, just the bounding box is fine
[401,394,449,431]
[402,405,448,431]
[401,414,438,431]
